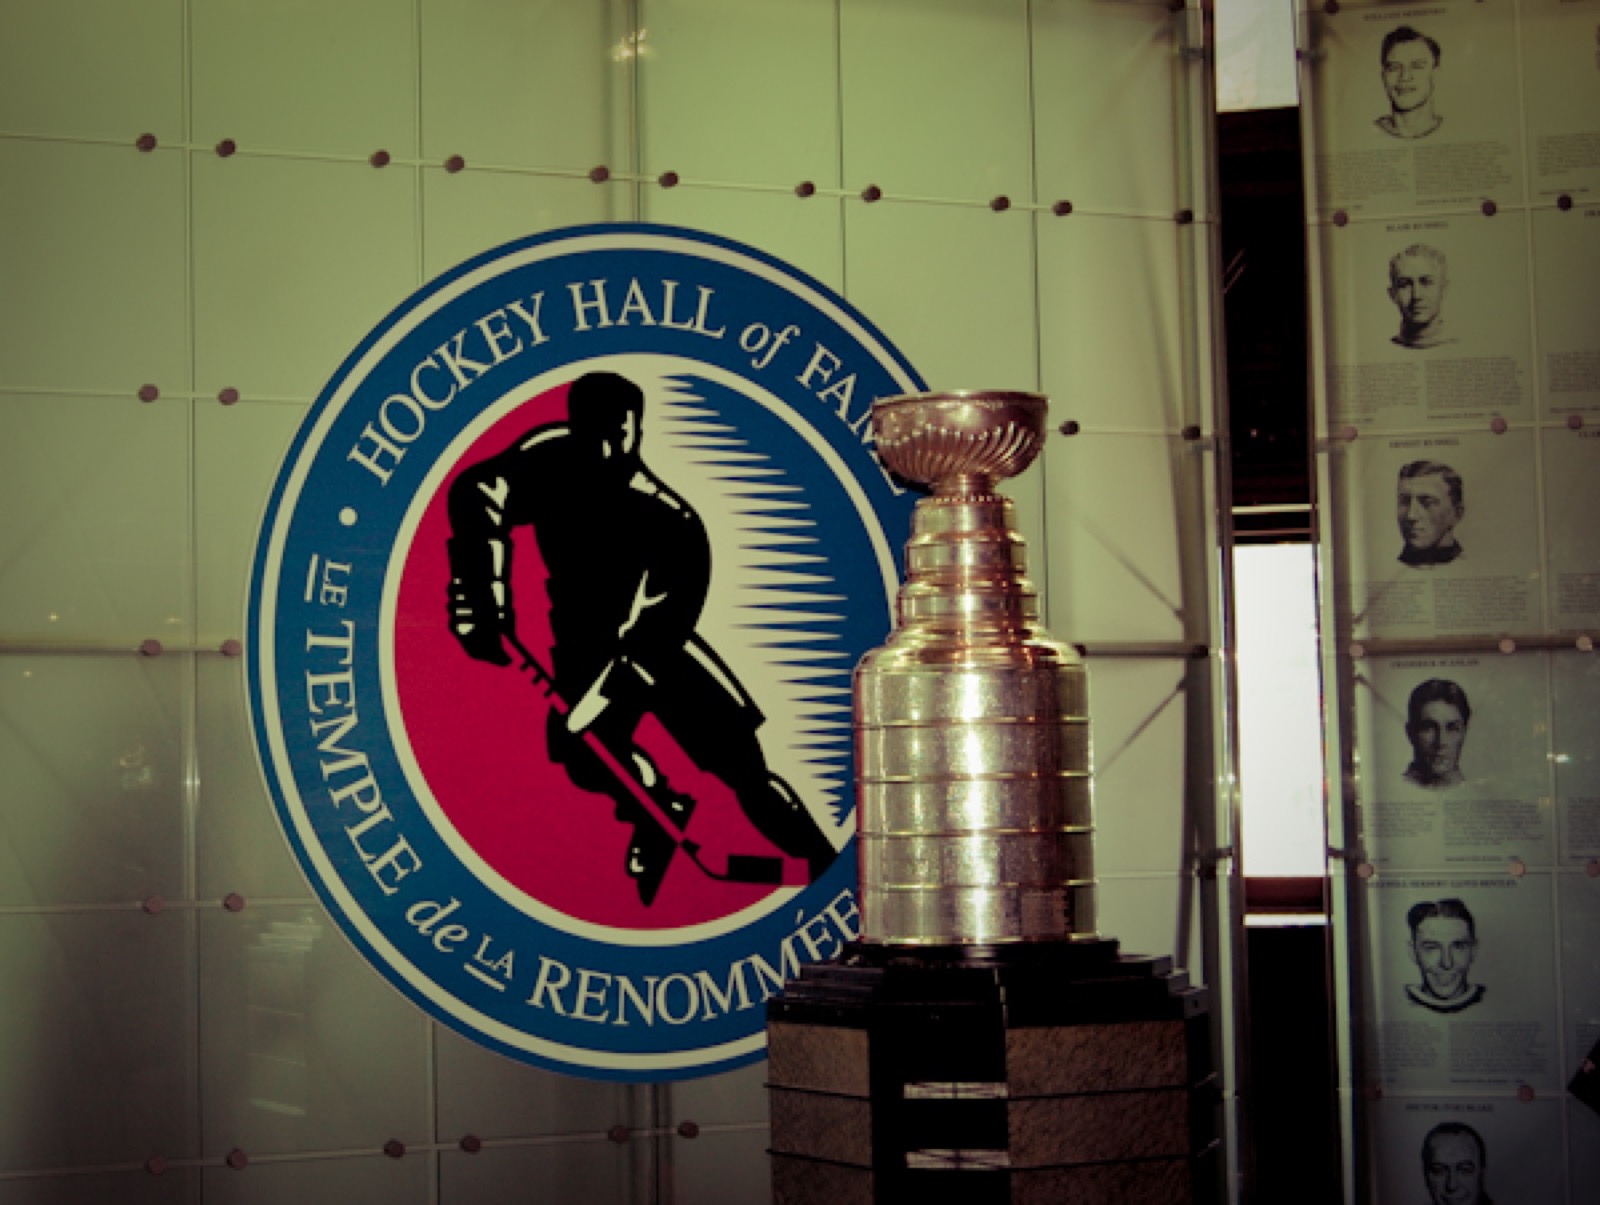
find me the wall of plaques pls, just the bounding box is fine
[0,1,1239,1202]
[1300,0,1600,1198]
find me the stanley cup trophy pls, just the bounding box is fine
[856,391,1095,947]
[766,394,1217,1205]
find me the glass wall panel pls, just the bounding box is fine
[438,1141,634,1205]
[190,0,418,158]
[418,0,632,173]
[0,653,187,907]
[0,0,184,143]
[0,141,188,395]
[0,1,1237,1199]
[668,1128,772,1205]
[421,172,631,281]
[1301,0,1600,1195]
[0,396,190,644]
[433,1026,631,1140]
[1033,0,1186,213]
[194,657,308,901]
[199,1155,432,1205]
[193,402,307,644]
[0,1169,200,1205]
[191,156,418,401]
[840,0,1033,202]
[640,188,846,295]
[638,0,841,189]
[0,910,198,1173]
[843,200,1039,390]
[197,904,431,1157]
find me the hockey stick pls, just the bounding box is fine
[502,632,809,888]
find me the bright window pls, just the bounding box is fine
[1215,0,1300,112]
[1234,543,1326,876]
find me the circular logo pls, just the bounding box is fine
[248,225,922,1080]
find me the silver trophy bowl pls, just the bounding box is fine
[872,390,1048,493]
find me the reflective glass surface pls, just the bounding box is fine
[1096,873,1198,968]
[0,0,184,142]
[1033,0,1183,214]
[191,0,417,157]
[844,200,1037,391]
[668,1060,769,1127]
[422,169,628,282]
[669,1127,773,1205]
[0,653,187,908]
[639,0,839,189]
[1085,657,1193,879]
[641,187,845,294]
[194,400,307,643]
[419,0,631,171]
[0,141,188,395]
[0,1168,199,1205]
[438,1140,634,1205]
[1037,213,1184,433]
[0,395,190,644]
[192,155,418,401]
[433,1025,632,1140]
[0,911,197,1172]
[198,905,430,1156]
[1040,433,1189,645]
[200,1154,431,1205]
[194,656,309,902]
[840,0,1032,202]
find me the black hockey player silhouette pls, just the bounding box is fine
[446,371,837,905]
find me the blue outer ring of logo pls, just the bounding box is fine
[246,224,924,1080]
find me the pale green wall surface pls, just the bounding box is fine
[0,1,1232,1201]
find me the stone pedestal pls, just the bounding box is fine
[766,942,1218,1205]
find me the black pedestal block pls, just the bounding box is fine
[766,941,1219,1205]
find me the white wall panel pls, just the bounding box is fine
[195,657,309,902]
[639,0,839,188]
[438,1141,634,1205]
[1037,211,1186,433]
[198,905,431,1156]
[1089,657,1192,878]
[433,1025,631,1139]
[641,187,845,294]
[419,0,631,172]
[0,0,185,143]
[0,654,187,907]
[0,1169,199,1205]
[0,141,188,394]
[840,0,1033,202]
[1033,0,1184,214]
[0,395,190,643]
[200,1154,431,1205]
[422,168,627,280]
[1042,433,1188,643]
[844,200,1038,391]
[193,400,308,642]
[192,155,418,401]
[670,1128,773,1205]
[0,911,197,1172]
[191,0,417,157]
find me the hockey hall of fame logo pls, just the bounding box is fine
[247,224,924,1080]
